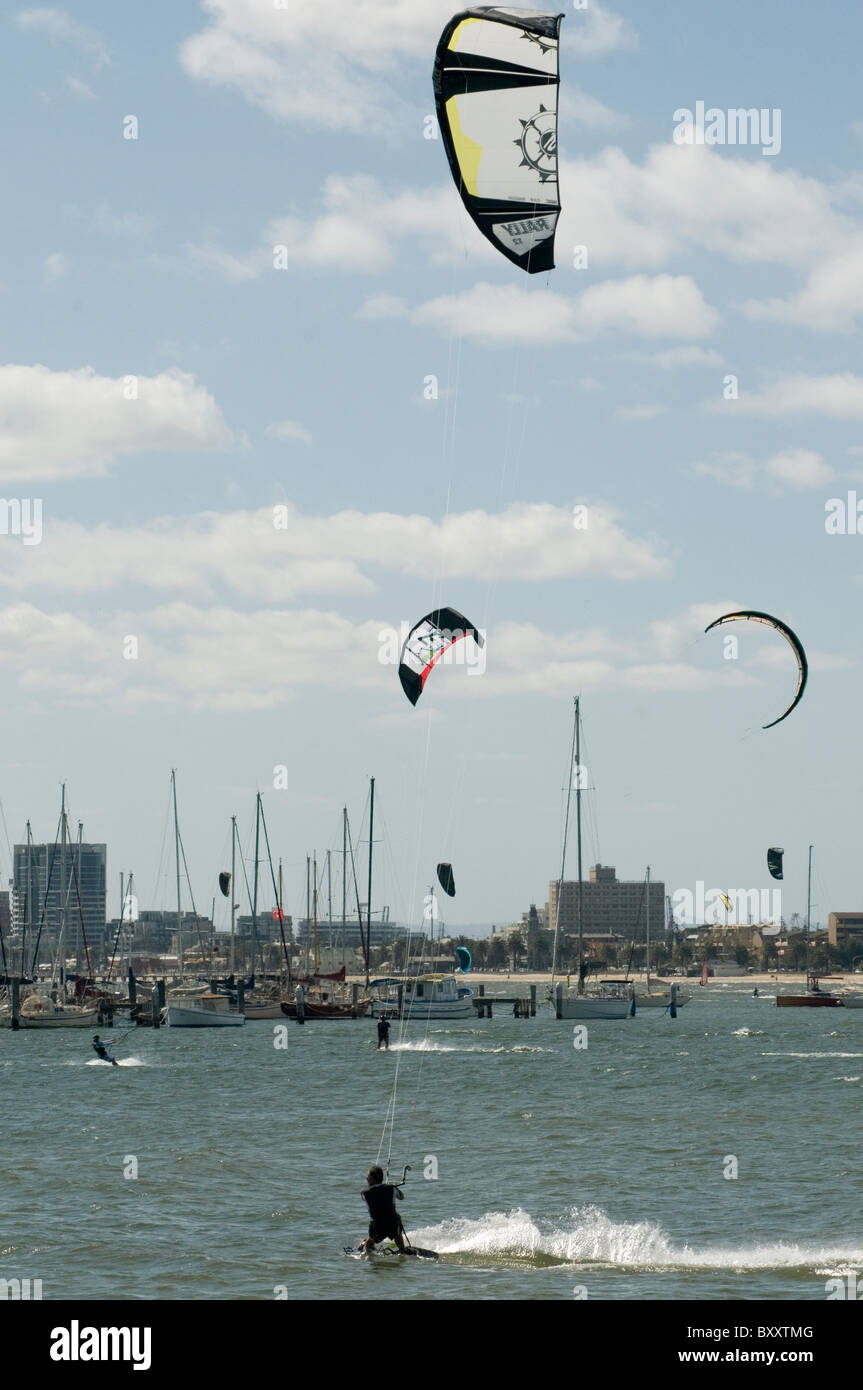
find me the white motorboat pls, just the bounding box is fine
[635,982,691,1009]
[165,994,245,1027]
[371,974,475,1021]
[554,979,633,1020]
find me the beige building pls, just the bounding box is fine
[549,864,665,941]
[828,912,863,949]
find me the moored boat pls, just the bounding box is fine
[370,973,474,1021]
[165,994,245,1026]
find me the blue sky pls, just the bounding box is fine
[1,0,862,936]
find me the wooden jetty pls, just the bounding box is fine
[472,984,537,1019]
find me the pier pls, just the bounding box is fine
[472,984,537,1019]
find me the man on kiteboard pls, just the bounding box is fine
[376,1015,391,1050]
[358,1166,408,1254]
[92,1035,119,1067]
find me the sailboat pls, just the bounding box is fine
[550,699,634,1021]
[634,866,690,1009]
[281,799,369,1020]
[776,845,841,1007]
[164,771,245,1027]
[5,789,100,1028]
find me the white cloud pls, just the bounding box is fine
[185,241,266,282]
[15,7,110,66]
[557,143,852,276]
[693,452,757,490]
[569,2,639,58]
[0,501,669,600]
[744,244,863,332]
[694,447,834,490]
[357,293,408,320]
[764,448,834,489]
[0,364,233,482]
[637,346,723,370]
[179,0,453,133]
[265,420,312,446]
[724,373,863,420]
[409,275,717,346]
[43,252,65,283]
[64,75,95,99]
[617,404,666,421]
[559,86,629,131]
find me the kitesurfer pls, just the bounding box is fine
[358,1166,407,1254]
[376,1015,391,1050]
[92,1034,119,1067]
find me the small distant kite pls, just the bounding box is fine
[767,848,784,881]
[704,610,808,729]
[218,872,231,897]
[437,863,456,897]
[456,946,472,973]
[399,607,484,706]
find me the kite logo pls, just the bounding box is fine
[520,30,556,56]
[515,107,557,181]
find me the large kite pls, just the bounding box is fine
[434,7,564,273]
[705,610,808,729]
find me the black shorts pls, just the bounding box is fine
[369,1218,399,1242]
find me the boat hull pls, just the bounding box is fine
[556,996,632,1019]
[635,991,690,1009]
[281,1000,359,1020]
[1,1008,100,1028]
[776,994,841,1007]
[165,1003,245,1026]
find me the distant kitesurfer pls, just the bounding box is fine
[377,1015,391,1050]
[358,1166,407,1254]
[92,1034,119,1067]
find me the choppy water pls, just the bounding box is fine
[1,984,861,1301]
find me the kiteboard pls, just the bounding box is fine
[343,1243,438,1262]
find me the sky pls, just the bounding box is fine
[1,0,862,938]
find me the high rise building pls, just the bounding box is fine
[548,864,665,941]
[13,841,107,956]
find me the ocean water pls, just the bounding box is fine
[1,983,861,1301]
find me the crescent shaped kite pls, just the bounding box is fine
[704,610,808,730]
[399,607,484,706]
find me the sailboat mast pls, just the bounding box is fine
[305,855,311,976]
[806,843,813,977]
[252,793,262,977]
[278,858,284,985]
[230,815,237,976]
[366,777,375,990]
[313,853,319,977]
[575,697,584,991]
[172,770,183,978]
[551,697,577,987]
[645,865,651,993]
[327,849,333,957]
[59,783,67,995]
[25,820,33,979]
[342,809,347,929]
